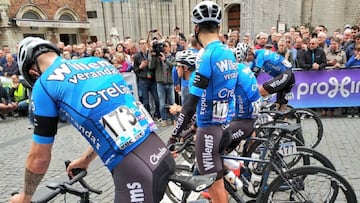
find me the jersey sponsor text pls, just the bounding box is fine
[150,147,167,165]
[127,182,145,202]
[202,134,215,171]
[47,60,117,83]
[82,82,132,108]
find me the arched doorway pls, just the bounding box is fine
[227,4,240,32]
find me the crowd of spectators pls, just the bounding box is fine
[229,24,360,117]
[1,22,360,122]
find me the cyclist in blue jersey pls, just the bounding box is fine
[250,48,295,111]
[168,1,238,202]
[175,49,197,105]
[9,37,175,203]
[226,43,262,153]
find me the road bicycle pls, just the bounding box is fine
[257,107,323,149]
[260,92,323,149]
[166,124,357,203]
[17,160,216,203]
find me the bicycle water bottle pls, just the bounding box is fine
[224,151,243,170]
[224,170,243,191]
[249,172,262,194]
[248,152,260,170]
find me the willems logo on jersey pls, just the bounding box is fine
[126,182,144,202]
[47,60,117,84]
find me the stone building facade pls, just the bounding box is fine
[0,0,359,49]
[0,0,89,49]
[87,0,360,43]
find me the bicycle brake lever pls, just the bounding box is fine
[65,160,85,180]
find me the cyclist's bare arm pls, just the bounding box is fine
[66,147,98,177]
[9,142,53,203]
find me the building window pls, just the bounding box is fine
[59,14,75,21]
[87,11,97,19]
[24,34,44,39]
[60,34,77,45]
[22,12,40,19]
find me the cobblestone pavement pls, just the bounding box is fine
[1,113,359,202]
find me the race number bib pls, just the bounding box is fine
[100,106,145,150]
[212,100,228,122]
[251,99,262,116]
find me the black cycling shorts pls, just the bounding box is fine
[263,69,295,104]
[226,119,256,153]
[112,132,175,203]
[195,125,225,180]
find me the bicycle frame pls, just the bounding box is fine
[222,125,302,203]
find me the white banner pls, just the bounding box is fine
[121,72,139,101]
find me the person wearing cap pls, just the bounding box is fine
[9,37,175,203]
[168,1,238,202]
[344,24,352,30]
[264,43,274,50]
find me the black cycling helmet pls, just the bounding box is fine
[235,42,249,62]
[175,50,197,70]
[18,37,60,87]
[191,1,222,25]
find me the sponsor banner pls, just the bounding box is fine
[257,68,360,108]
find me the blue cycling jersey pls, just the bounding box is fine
[234,63,261,119]
[189,41,237,127]
[31,56,156,170]
[253,49,292,77]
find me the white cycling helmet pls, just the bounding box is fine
[175,50,197,70]
[18,37,60,87]
[235,42,249,62]
[192,1,222,24]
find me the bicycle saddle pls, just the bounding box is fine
[169,172,217,192]
[259,109,292,119]
[260,123,301,132]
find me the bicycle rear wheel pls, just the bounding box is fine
[165,165,201,203]
[261,166,357,203]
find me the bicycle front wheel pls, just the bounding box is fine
[286,108,323,148]
[261,166,357,203]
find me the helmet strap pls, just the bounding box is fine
[194,25,203,48]
[34,59,43,74]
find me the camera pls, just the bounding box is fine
[152,42,164,56]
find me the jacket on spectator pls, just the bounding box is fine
[9,82,28,102]
[133,50,155,81]
[149,54,176,84]
[345,42,356,60]
[326,49,347,67]
[3,61,19,76]
[345,55,360,68]
[298,48,327,70]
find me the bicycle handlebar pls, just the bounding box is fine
[168,138,194,154]
[30,160,102,203]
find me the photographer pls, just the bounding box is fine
[149,40,176,127]
[133,38,160,120]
